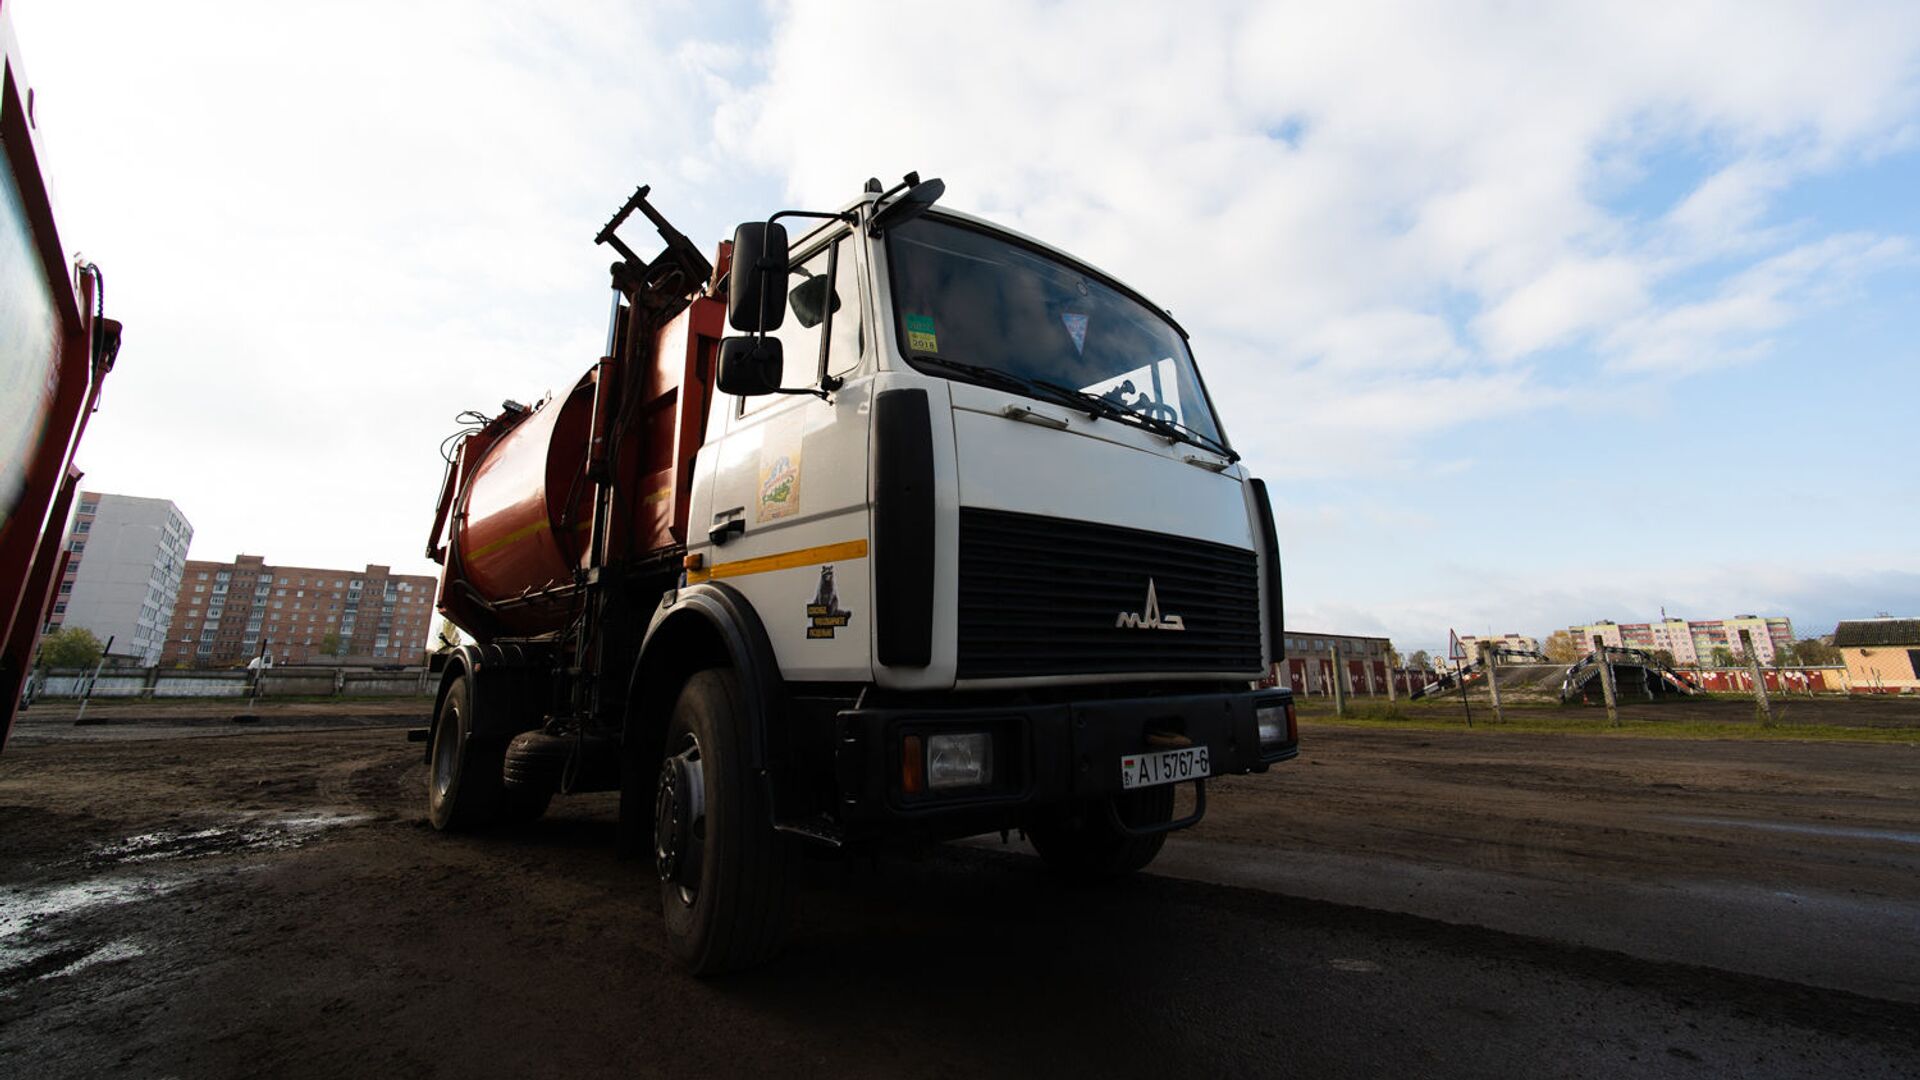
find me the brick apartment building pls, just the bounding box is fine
[159,555,438,667]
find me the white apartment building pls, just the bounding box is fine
[1571,615,1793,665]
[1458,633,1541,657]
[46,492,193,665]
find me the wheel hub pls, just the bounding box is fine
[653,743,705,894]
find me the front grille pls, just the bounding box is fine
[956,508,1262,679]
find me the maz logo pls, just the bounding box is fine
[1115,578,1185,631]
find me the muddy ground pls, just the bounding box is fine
[2,704,1917,1078]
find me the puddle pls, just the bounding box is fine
[1667,816,1920,846]
[0,876,183,981]
[2,812,372,988]
[1328,958,1381,973]
[86,812,373,868]
[41,939,145,980]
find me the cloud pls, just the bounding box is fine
[14,0,754,577]
[723,0,1920,479]
[13,0,1919,655]
[1602,233,1912,375]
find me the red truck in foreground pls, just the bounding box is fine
[0,3,123,750]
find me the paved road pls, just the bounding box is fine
[1,724,1916,1078]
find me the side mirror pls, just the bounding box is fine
[728,221,790,332]
[869,177,945,236]
[718,336,784,397]
[788,272,839,329]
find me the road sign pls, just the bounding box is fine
[1448,629,1466,661]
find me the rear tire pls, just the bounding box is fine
[1027,785,1176,879]
[655,668,798,975]
[427,675,517,830]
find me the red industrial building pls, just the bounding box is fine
[1269,631,1433,696]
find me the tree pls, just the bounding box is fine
[1542,630,1581,664]
[1792,638,1840,666]
[1770,643,1796,668]
[1386,646,1402,668]
[36,627,103,670]
[1408,649,1432,671]
[1651,648,1676,669]
[1710,645,1736,668]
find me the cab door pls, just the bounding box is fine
[694,229,874,682]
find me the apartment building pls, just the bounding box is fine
[159,555,438,667]
[46,492,193,665]
[1458,633,1541,657]
[1571,615,1793,665]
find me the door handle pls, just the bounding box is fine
[708,508,746,545]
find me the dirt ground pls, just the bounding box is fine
[1,705,1917,1078]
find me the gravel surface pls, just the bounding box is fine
[1,718,1916,1078]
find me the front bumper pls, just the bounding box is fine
[832,687,1296,830]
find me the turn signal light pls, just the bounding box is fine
[901,734,925,795]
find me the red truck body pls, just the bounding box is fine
[0,3,121,749]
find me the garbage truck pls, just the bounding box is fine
[0,5,123,750]
[423,174,1296,972]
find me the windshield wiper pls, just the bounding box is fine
[910,356,1238,462]
[1031,380,1239,462]
[912,356,1106,419]
[1141,413,1239,462]
[1029,378,1128,422]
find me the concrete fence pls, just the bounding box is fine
[30,665,435,700]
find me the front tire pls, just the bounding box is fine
[654,668,798,974]
[429,675,544,829]
[1026,785,1176,879]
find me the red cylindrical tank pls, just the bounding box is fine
[448,376,596,636]
[434,294,724,641]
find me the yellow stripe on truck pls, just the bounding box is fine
[465,518,549,560]
[464,517,593,560]
[686,539,868,584]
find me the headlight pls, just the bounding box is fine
[1256,701,1295,747]
[926,732,994,790]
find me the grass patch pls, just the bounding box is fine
[1295,699,1920,743]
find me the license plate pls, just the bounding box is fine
[1120,746,1211,790]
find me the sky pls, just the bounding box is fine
[11,0,1920,656]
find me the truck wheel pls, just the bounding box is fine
[1026,785,1176,879]
[654,668,798,974]
[428,675,509,830]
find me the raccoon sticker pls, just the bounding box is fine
[806,565,853,639]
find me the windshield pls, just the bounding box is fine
[887,217,1227,448]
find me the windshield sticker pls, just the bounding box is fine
[905,314,939,354]
[806,565,852,639]
[1061,313,1089,355]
